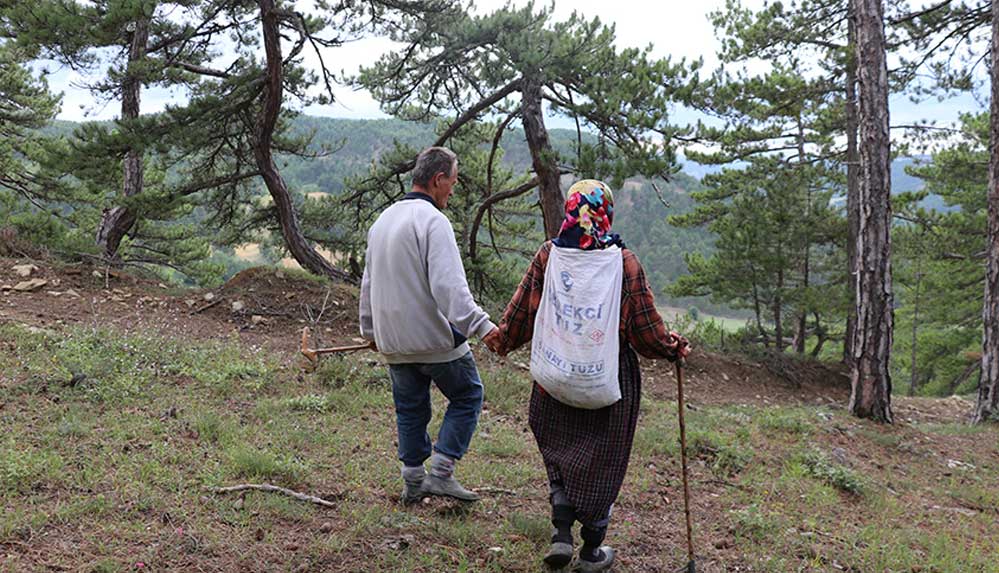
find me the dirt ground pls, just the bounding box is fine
[0,257,857,411]
[2,255,995,573]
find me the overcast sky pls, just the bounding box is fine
[41,0,984,135]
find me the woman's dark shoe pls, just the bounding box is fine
[543,541,574,568]
[572,546,615,572]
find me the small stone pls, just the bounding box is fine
[203,292,215,301]
[47,291,62,297]
[275,270,285,279]
[831,447,849,465]
[12,264,37,277]
[12,278,47,292]
[250,315,266,325]
[231,301,245,312]
[185,299,197,308]
[65,289,80,298]
[92,270,103,278]
[158,283,168,289]
[318,522,334,533]
[721,372,730,381]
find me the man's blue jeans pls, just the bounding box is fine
[388,351,484,467]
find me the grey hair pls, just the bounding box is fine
[412,147,457,187]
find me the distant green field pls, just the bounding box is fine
[658,305,747,333]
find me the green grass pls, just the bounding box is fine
[791,448,865,494]
[3,319,999,572]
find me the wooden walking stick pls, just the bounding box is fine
[675,358,696,573]
[300,327,372,363]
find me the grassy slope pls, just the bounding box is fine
[2,319,997,573]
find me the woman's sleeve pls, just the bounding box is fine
[621,249,684,361]
[497,242,551,353]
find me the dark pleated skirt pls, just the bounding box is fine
[528,344,641,525]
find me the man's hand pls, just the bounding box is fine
[482,327,506,356]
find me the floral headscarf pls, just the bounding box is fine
[553,179,624,250]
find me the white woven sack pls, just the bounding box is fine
[530,245,623,409]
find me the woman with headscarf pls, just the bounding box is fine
[496,179,690,572]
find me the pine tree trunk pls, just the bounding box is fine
[96,17,149,260]
[774,268,784,350]
[850,0,894,423]
[796,114,809,355]
[255,0,350,283]
[521,77,564,238]
[974,0,999,423]
[909,256,922,397]
[844,0,860,367]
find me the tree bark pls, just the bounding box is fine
[255,0,351,283]
[810,312,828,358]
[520,77,564,238]
[96,16,150,260]
[850,0,894,423]
[844,0,860,367]
[975,0,999,423]
[909,253,922,397]
[774,268,784,351]
[795,114,809,355]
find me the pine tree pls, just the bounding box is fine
[851,0,893,423]
[355,2,696,238]
[0,41,62,252]
[670,156,841,351]
[1,0,260,261]
[975,0,999,423]
[893,114,988,397]
[705,0,862,361]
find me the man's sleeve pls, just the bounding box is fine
[425,215,496,339]
[359,263,374,340]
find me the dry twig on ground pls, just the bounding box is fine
[205,483,338,508]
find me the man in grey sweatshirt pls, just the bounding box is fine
[359,146,502,504]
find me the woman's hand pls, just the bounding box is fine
[667,331,691,361]
[483,327,507,356]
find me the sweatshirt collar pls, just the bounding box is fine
[402,191,440,210]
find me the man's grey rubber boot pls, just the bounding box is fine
[543,542,574,568]
[423,474,480,502]
[425,452,479,502]
[401,465,426,506]
[572,546,615,572]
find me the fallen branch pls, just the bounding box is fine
[205,483,337,508]
[472,486,518,496]
[190,297,223,315]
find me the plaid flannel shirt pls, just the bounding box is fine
[498,241,683,361]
